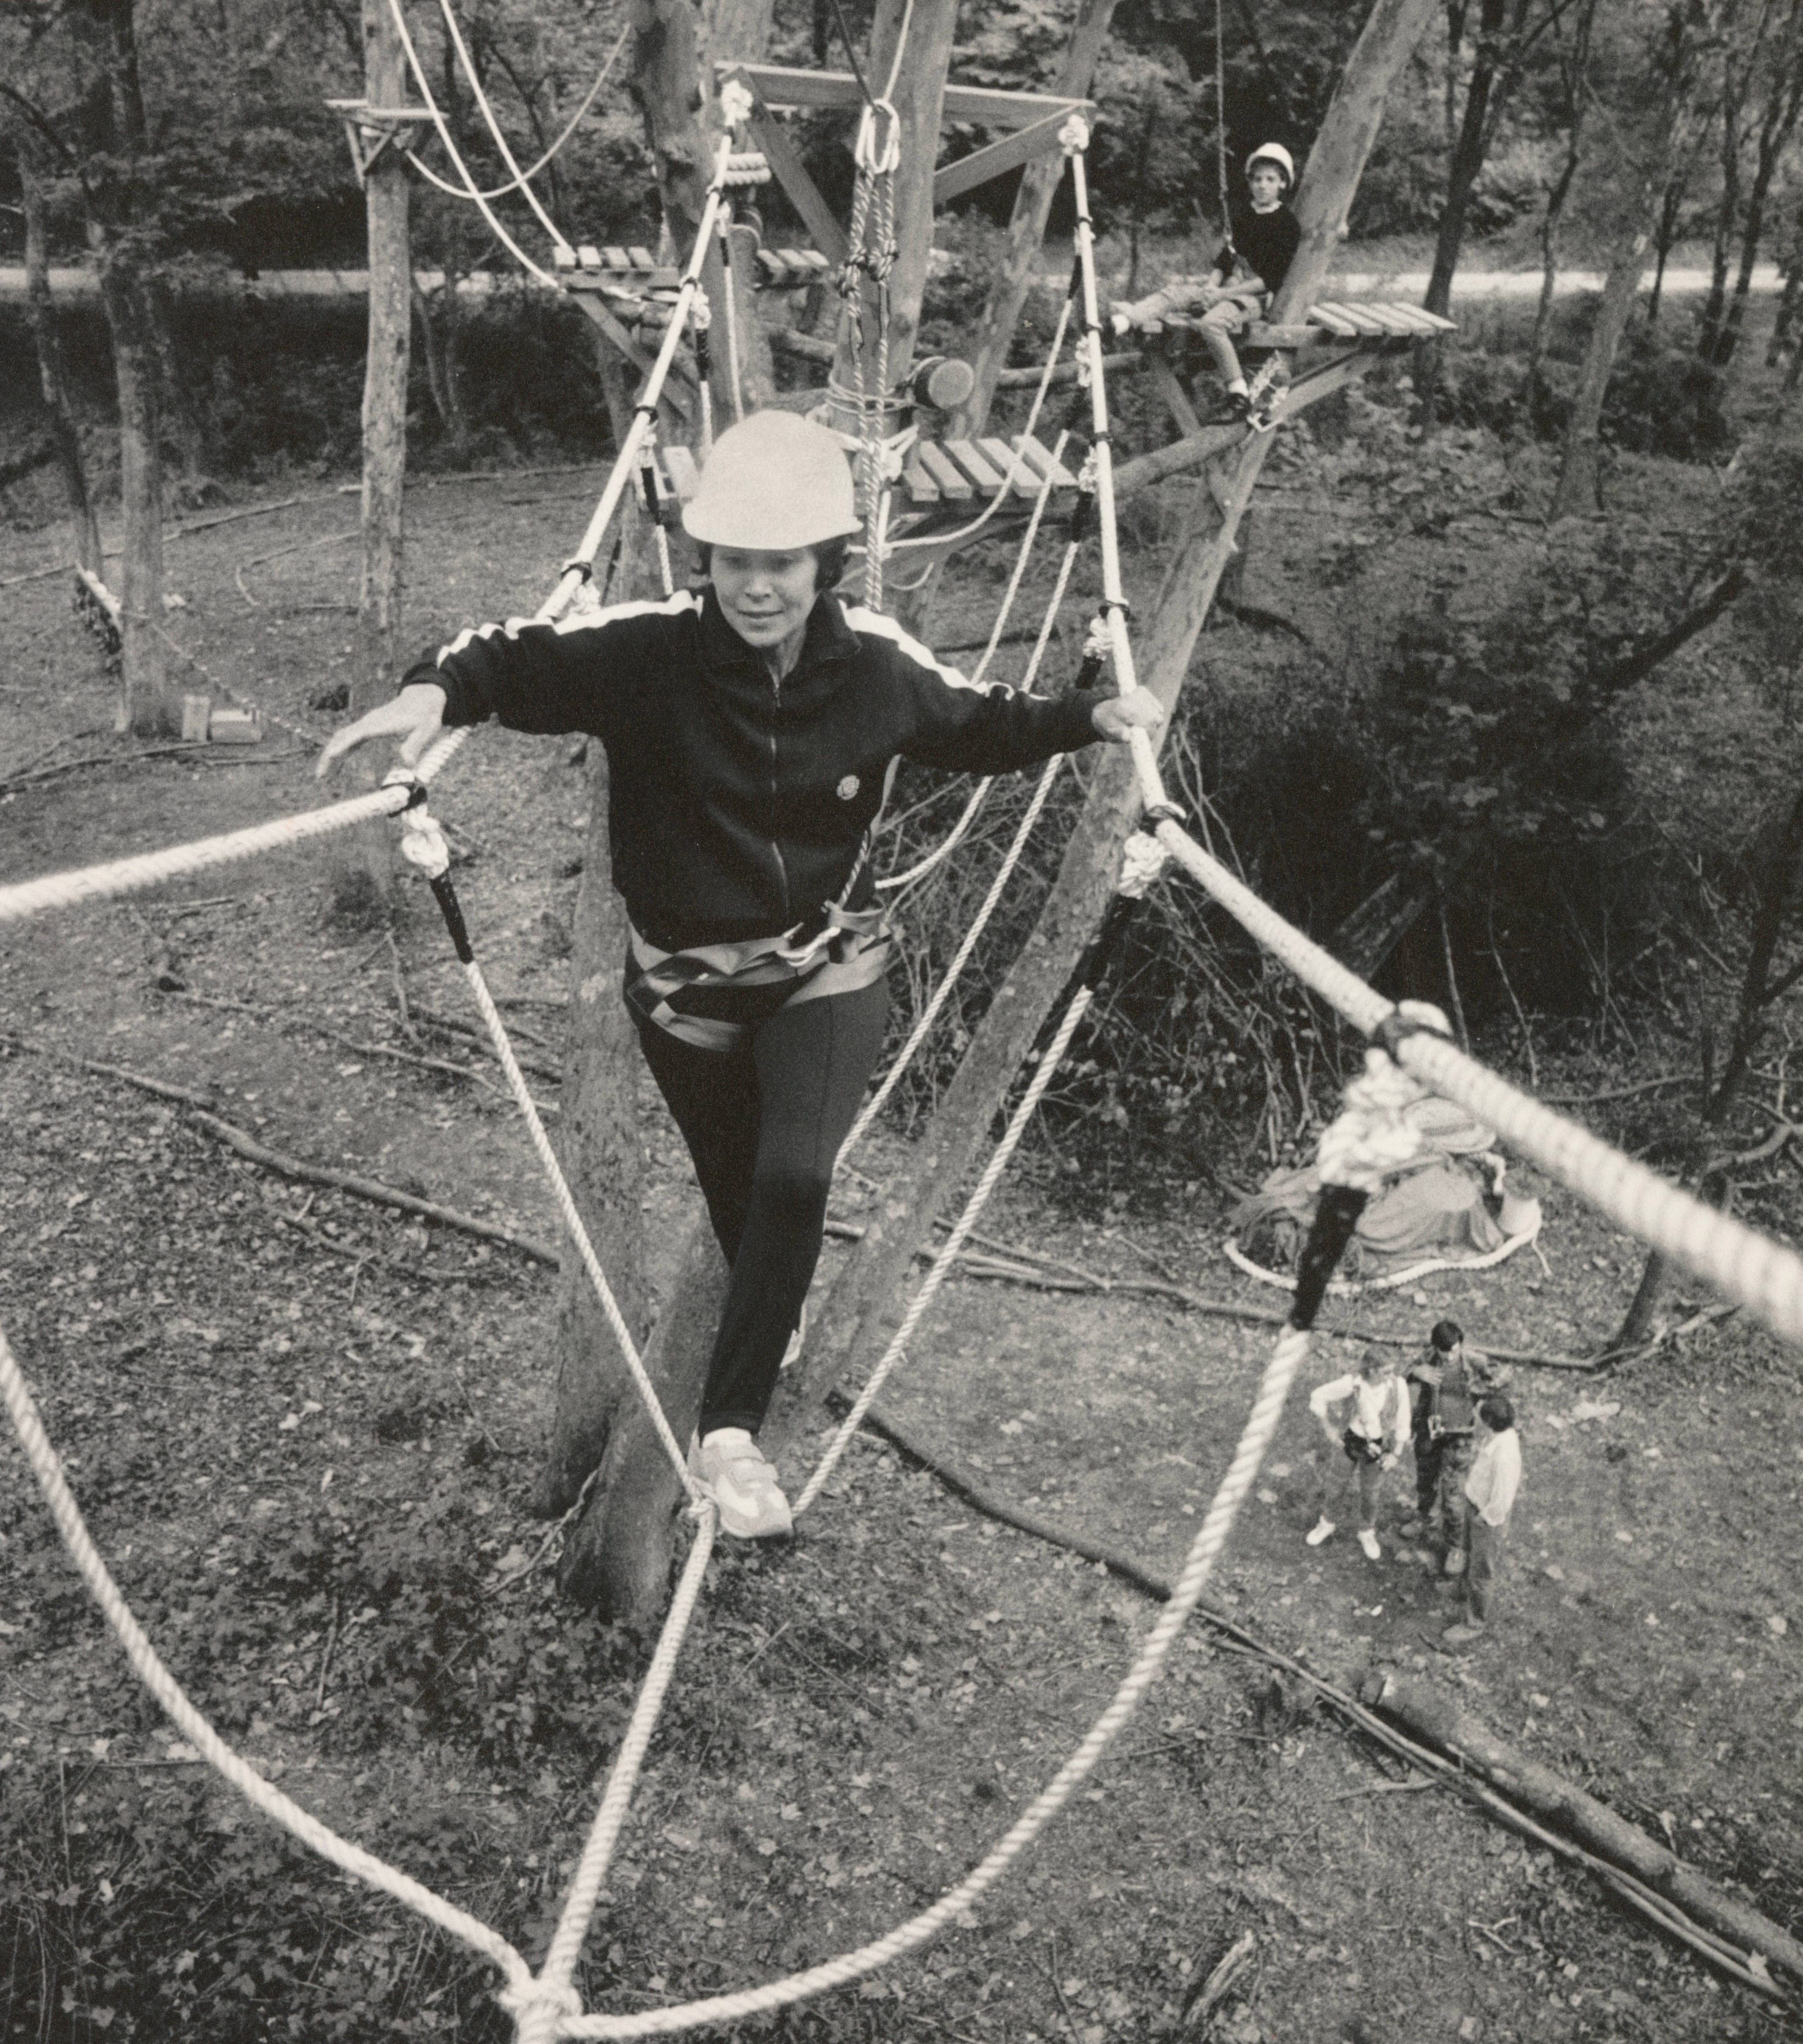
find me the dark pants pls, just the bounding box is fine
[1413,1416,1442,1518]
[636,976,889,1439]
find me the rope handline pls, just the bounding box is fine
[0,1321,536,1995]
[405,22,629,204]
[384,0,564,289]
[433,0,574,251]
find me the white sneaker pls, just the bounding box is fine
[1357,1528,1382,1561]
[1305,1516,1336,1546]
[690,1428,793,1540]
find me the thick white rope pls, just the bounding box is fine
[447,954,701,1495]
[842,754,1064,1157]
[406,23,629,203]
[0,729,468,929]
[0,1319,536,1996]
[385,0,563,288]
[434,0,572,253]
[557,1323,1316,2041]
[510,1514,718,2044]
[800,981,1094,1515]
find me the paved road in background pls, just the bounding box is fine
[0,262,1782,301]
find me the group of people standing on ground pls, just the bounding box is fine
[1304,1319,1523,1651]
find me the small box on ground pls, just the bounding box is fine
[208,707,264,744]
[181,694,211,742]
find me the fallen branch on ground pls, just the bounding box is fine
[842,1393,1798,2008]
[4,1038,561,1266]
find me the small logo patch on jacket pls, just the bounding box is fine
[836,774,860,800]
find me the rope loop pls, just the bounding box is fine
[1058,111,1091,156]
[718,76,755,132]
[1142,797,1184,826]
[1371,998,1454,1068]
[854,97,903,173]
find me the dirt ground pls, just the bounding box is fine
[3,403,1801,2044]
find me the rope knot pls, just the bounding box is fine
[717,76,754,132]
[496,1978,584,2027]
[1058,111,1092,156]
[1116,830,1169,900]
[385,778,451,881]
[1315,1000,1450,1193]
[1083,615,1113,662]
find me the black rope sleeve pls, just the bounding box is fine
[1289,1185,1368,1333]
[427,873,475,966]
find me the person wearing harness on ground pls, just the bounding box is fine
[1402,1317,1511,1577]
[318,409,1164,1541]
[1304,1344,1411,1561]
[1107,143,1300,420]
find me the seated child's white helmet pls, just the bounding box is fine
[1245,142,1295,188]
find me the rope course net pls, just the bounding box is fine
[6,89,1803,2044]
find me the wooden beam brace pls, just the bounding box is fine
[569,295,695,420]
[722,71,850,268]
[719,62,1091,131]
[1145,354,1203,438]
[932,108,1075,205]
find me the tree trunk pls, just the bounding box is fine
[1366,1671,1803,1987]
[1766,213,1803,363]
[336,0,415,920]
[706,0,774,61]
[97,250,172,736]
[1646,176,1684,325]
[949,0,1122,443]
[1524,149,1576,414]
[776,0,1444,1440]
[1699,41,1748,358]
[1720,70,1803,361]
[1549,220,1646,519]
[18,135,101,576]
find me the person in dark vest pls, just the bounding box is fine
[1108,143,1302,418]
[318,410,1164,1541]
[1403,1317,1511,1576]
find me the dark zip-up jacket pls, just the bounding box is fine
[414,586,1106,951]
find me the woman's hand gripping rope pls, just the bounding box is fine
[316,681,449,778]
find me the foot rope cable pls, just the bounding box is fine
[433,0,575,254]
[405,21,630,205]
[7,116,1803,2044]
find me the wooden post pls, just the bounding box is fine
[827,0,960,432]
[777,0,1443,1438]
[97,250,171,736]
[947,0,1120,443]
[333,0,415,918]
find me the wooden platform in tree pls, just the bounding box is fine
[901,433,1079,505]
[554,241,827,294]
[1157,300,1456,348]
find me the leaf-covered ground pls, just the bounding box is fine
[3,416,1801,2044]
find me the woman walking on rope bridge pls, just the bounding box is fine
[320,410,1163,1540]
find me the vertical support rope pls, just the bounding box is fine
[449,951,702,1498]
[799,982,1095,1516]
[717,211,746,425]
[433,0,572,253]
[0,1322,535,1996]
[511,1513,718,2044]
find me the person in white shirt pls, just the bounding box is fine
[1441,1394,1523,1648]
[1305,1348,1411,1560]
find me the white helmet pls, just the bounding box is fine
[1245,142,1295,188]
[680,409,861,550]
